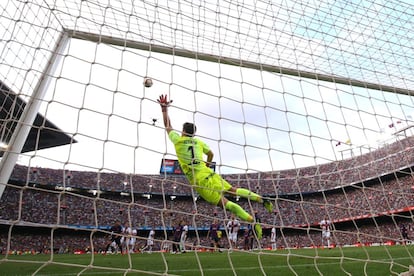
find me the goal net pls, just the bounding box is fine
[1,0,414,275]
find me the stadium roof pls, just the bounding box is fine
[0,80,76,156]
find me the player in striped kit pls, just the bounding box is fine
[226,215,241,249]
[319,216,332,248]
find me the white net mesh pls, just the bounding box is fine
[1,0,414,275]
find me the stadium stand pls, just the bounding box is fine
[0,136,413,253]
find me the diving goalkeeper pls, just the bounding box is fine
[157,94,273,239]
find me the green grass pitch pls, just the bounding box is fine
[1,246,414,275]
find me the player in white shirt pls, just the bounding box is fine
[270,227,277,250]
[319,217,332,248]
[180,221,189,253]
[141,227,155,253]
[226,215,241,249]
[128,228,137,253]
[121,222,131,254]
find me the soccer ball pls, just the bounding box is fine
[144,78,153,88]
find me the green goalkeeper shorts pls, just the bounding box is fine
[194,170,232,206]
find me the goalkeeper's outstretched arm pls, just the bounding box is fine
[157,94,173,134]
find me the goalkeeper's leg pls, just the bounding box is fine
[223,198,253,222]
[226,187,273,213]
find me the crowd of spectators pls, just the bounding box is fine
[0,136,413,253]
[1,218,412,254]
[9,136,414,196]
[2,173,411,231]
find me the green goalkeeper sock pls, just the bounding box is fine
[236,188,262,203]
[225,201,253,222]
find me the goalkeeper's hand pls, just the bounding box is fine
[157,94,173,111]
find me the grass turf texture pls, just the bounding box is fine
[1,246,413,275]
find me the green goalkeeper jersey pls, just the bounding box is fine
[169,130,232,206]
[168,130,212,182]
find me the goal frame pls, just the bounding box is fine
[0,32,70,198]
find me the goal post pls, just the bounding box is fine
[0,31,70,199]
